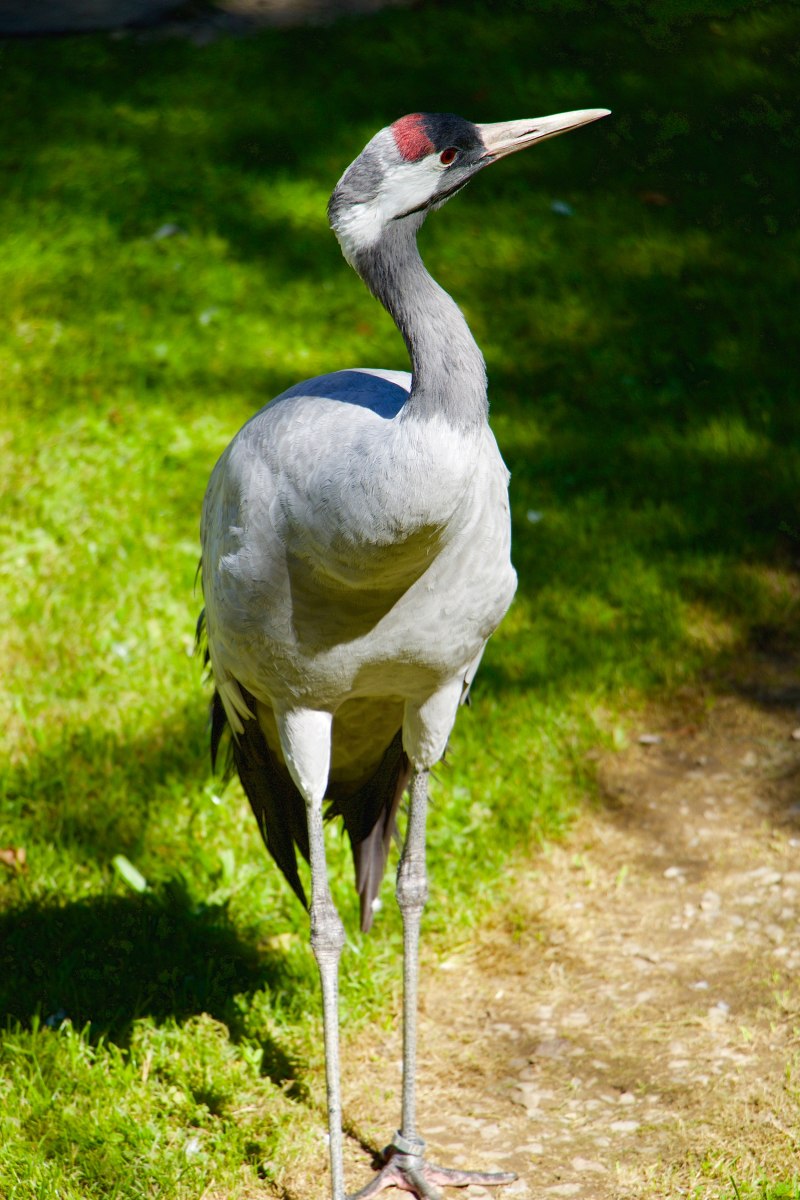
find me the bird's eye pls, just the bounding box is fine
[439,148,458,166]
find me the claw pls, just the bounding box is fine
[347,1144,517,1200]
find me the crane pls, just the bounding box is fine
[198,106,609,1200]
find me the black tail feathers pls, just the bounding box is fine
[203,670,409,932]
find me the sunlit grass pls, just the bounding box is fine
[1,0,798,1195]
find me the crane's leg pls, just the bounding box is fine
[308,787,347,1200]
[397,766,429,1148]
[349,689,517,1200]
[276,709,347,1200]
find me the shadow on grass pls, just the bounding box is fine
[2,703,212,862]
[0,879,303,1085]
[1,698,319,1092]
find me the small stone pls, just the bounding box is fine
[630,945,661,964]
[511,1083,545,1113]
[610,1119,640,1133]
[790,727,800,741]
[562,1011,590,1028]
[571,1157,607,1173]
[664,865,685,879]
[638,732,663,745]
[618,1091,636,1105]
[742,867,782,887]
[532,1037,572,1059]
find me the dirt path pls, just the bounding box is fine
[315,663,800,1199]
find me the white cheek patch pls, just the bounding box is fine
[335,157,443,261]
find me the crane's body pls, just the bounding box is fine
[199,106,608,1200]
[203,367,514,718]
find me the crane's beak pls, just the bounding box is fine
[477,109,611,161]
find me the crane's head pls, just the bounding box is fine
[328,108,610,263]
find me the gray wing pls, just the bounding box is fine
[200,368,416,929]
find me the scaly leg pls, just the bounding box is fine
[398,768,429,1144]
[348,769,517,1200]
[308,788,347,1200]
[276,708,346,1200]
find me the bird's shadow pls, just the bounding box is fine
[0,879,303,1090]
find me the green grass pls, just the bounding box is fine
[718,1179,800,1200]
[1,0,799,1195]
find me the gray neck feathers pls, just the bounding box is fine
[353,220,488,431]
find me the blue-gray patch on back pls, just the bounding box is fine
[281,370,408,420]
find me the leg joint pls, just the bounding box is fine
[310,895,346,961]
[396,854,428,913]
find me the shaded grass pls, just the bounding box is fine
[1,0,799,1195]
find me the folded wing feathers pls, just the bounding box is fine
[230,693,311,913]
[196,620,411,929]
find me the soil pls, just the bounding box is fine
[292,648,800,1199]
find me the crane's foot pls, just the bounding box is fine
[348,1134,517,1200]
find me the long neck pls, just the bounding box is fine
[353,220,488,430]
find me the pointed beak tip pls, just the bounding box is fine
[565,107,612,127]
[478,107,612,160]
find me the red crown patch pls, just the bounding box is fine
[391,114,434,162]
